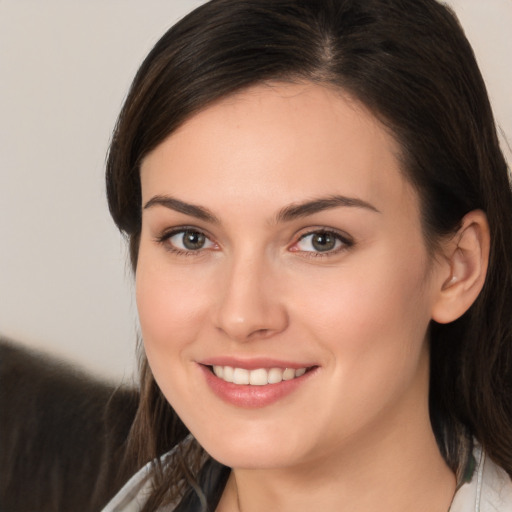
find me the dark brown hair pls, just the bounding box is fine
[0,338,139,511]
[106,0,512,508]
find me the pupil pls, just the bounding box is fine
[312,233,335,252]
[183,231,205,250]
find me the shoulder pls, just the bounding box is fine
[101,436,228,512]
[450,442,512,512]
[100,457,157,512]
[100,439,187,512]
[479,451,512,511]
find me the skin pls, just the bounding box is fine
[136,82,463,511]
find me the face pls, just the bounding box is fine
[136,83,445,471]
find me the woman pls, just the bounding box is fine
[103,0,512,510]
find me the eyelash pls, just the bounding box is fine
[155,227,217,256]
[291,229,354,258]
[155,227,354,258]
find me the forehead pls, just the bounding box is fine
[140,82,418,220]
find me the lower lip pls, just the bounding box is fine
[199,364,317,408]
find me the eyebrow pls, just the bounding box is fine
[143,194,379,224]
[275,195,380,223]
[144,195,220,224]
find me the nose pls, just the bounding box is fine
[213,254,289,342]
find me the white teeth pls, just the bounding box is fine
[233,368,250,385]
[212,365,308,385]
[249,368,268,386]
[268,367,284,384]
[224,366,234,382]
[282,368,296,381]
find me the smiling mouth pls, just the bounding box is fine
[210,365,313,385]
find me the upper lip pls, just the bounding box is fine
[198,356,315,370]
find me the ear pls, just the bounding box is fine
[431,210,490,324]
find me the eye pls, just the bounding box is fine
[161,229,216,253]
[291,230,352,255]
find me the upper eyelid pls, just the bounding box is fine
[156,227,217,255]
[157,226,351,238]
[155,226,217,250]
[296,227,353,243]
[158,225,214,240]
[289,231,354,260]
[154,226,354,251]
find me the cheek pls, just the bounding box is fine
[135,253,213,355]
[134,255,214,417]
[290,253,433,434]
[291,246,433,365]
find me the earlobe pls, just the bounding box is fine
[431,210,490,324]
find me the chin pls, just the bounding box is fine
[194,426,307,470]
[207,445,298,470]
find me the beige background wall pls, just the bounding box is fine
[0,0,510,384]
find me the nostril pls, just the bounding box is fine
[248,328,271,339]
